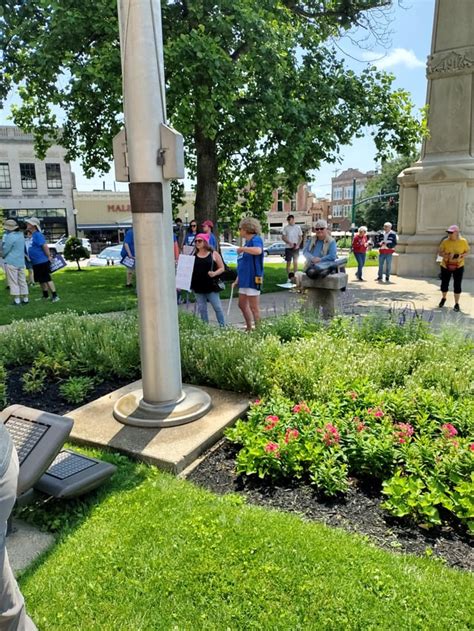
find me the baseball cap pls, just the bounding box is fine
[446,225,460,233]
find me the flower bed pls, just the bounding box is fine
[226,391,474,533]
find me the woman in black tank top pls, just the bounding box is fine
[190,233,226,326]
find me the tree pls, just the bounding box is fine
[0,1,424,230]
[63,237,90,271]
[361,154,415,230]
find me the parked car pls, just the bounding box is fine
[88,245,123,267]
[264,241,286,256]
[48,235,91,256]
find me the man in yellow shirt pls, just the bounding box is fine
[438,224,470,312]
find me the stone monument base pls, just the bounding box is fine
[397,162,474,279]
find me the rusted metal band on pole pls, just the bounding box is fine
[129,182,164,213]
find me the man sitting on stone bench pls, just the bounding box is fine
[303,220,337,277]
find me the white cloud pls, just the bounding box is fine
[361,48,425,70]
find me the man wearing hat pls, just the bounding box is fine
[25,218,60,303]
[2,219,29,306]
[201,220,217,250]
[437,225,470,312]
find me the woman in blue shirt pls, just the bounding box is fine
[233,217,264,331]
[26,217,60,302]
[2,219,29,305]
[121,227,135,288]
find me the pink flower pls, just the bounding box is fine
[264,441,280,456]
[322,423,340,446]
[394,423,414,444]
[441,423,458,438]
[352,416,366,432]
[284,428,299,443]
[347,391,358,400]
[368,407,384,418]
[451,440,460,449]
[469,443,474,452]
[292,402,310,414]
[264,415,280,431]
[253,399,262,406]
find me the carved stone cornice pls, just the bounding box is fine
[427,47,474,79]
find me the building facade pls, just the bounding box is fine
[0,126,75,240]
[330,168,375,231]
[75,189,196,251]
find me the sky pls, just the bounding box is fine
[0,0,436,196]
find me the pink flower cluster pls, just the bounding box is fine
[292,402,310,414]
[367,407,384,418]
[394,422,414,444]
[347,391,358,400]
[352,416,366,433]
[318,423,340,446]
[253,399,262,406]
[441,423,458,438]
[284,428,299,444]
[264,415,279,431]
[264,441,280,457]
[470,443,474,452]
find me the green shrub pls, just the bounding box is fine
[22,367,47,394]
[59,376,96,404]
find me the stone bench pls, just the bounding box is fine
[296,272,348,318]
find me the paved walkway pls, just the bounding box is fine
[180,268,474,330]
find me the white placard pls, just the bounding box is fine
[175,254,195,291]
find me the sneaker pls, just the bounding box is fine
[12,299,21,306]
[438,298,446,308]
[453,303,460,312]
[376,277,383,282]
[22,298,29,304]
[51,296,60,303]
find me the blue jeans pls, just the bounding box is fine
[195,292,225,326]
[354,252,366,279]
[378,253,393,279]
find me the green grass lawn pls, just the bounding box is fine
[0,253,377,326]
[19,449,474,631]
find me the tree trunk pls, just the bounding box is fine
[194,126,218,231]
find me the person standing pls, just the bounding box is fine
[438,224,470,312]
[377,222,397,283]
[282,214,303,281]
[352,225,369,281]
[190,233,226,326]
[0,425,37,630]
[174,218,186,251]
[183,220,198,253]
[26,217,60,302]
[2,220,29,305]
[121,227,135,288]
[233,217,264,331]
[201,220,218,250]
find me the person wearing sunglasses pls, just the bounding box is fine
[183,221,199,252]
[190,233,226,326]
[302,220,337,275]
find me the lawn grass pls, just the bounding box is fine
[19,449,474,631]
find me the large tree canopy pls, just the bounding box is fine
[0,0,423,227]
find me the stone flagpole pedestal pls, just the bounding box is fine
[397,0,474,278]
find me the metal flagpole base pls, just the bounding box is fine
[113,385,212,428]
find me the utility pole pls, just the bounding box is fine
[113,0,211,427]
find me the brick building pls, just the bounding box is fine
[330,168,376,231]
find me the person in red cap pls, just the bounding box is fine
[201,220,217,250]
[437,225,470,312]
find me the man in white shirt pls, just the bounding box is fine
[282,215,303,280]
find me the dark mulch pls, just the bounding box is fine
[6,366,134,415]
[188,440,474,572]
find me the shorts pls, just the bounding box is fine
[284,248,299,263]
[33,261,51,284]
[239,287,260,296]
